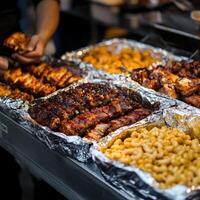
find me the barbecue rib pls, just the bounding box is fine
[29,83,154,140]
[1,68,56,97]
[28,63,81,88]
[85,107,151,140]
[59,96,137,136]
[0,83,33,102]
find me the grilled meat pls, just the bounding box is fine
[183,95,200,108]
[4,32,30,54]
[59,95,135,136]
[175,78,200,96]
[0,83,33,101]
[29,63,81,88]
[168,60,200,78]
[85,107,151,140]
[29,83,153,139]
[159,84,178,99]
[131,61,200,108]
[1,68,56,97]
[149,67,179,85]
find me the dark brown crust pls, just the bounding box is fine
[131,61,200,108]
[28,83,153,139]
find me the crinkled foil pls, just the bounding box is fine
[0,97,28,120]
[61,38,192,110]
[61,38,187,68]
[26,78,161,161]
[91,108,200,200]
[0,67,199,164]
[0,77,164,162]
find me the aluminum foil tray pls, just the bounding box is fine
[61,38,186,71]
[0,75,168,162]
[92,107,200,200]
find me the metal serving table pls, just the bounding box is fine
[0,110,144,200]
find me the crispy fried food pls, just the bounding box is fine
[82,45,160,74]
[4,32,30,54]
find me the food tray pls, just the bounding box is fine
[61,38,186,73]
[0,76,163,162]
[92,107,200,200]
[0,110,136,200]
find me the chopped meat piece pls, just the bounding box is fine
[150,67,179,85]
[183,95,200,108]
[175,78,200,96]
[159,84,178,99]
[4,32,30,53]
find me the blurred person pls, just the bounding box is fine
[0,0,59,200]
[0,0,60,70]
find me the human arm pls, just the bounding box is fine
[12,0,60,63]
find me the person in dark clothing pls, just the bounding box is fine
[0,0,60,70]
[0,1,59,199]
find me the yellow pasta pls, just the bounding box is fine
[102,126,200,189]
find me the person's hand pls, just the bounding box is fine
[0,56,8,71]
[12,34,46,64]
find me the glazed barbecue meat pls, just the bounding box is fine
[28,63,81,88]
[29,83,154,139]
[85,107,151,140]
[175,78,200,96]
[131,68,160,90]
[159,84,178,99]
[0,83,33,102]
[131,61,200,108]
[1,68,56,97]
[0,83,12,96]
[168,60,200,78]
[4,32,30,54]
[183,95,200,108]
[59,96,136,136]
[149,67,179,85]
[29,83,121,129]
[131,68,149,85]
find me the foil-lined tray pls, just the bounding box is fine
[0,75,167,162]
[91,107,200,200]
[61,38,186,69]
[0,69,199,163]
[61,38,200,112]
